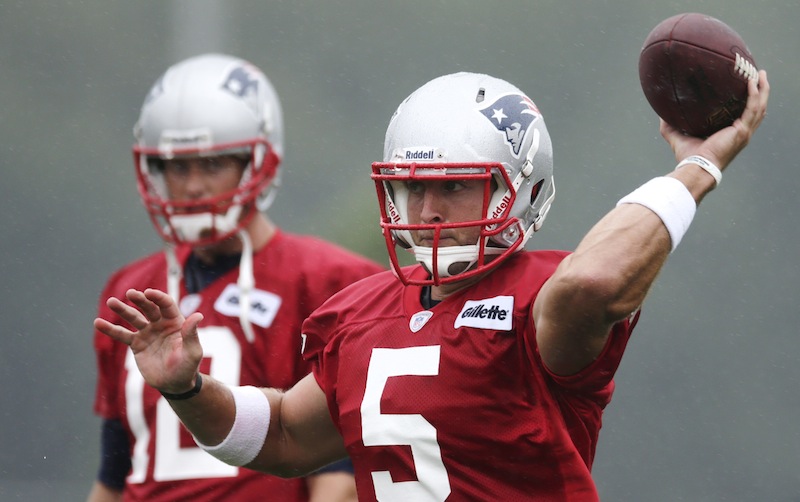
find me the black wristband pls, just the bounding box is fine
[160,374,203,401]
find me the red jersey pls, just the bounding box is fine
[93,230,383,502]
[303,251,637,501]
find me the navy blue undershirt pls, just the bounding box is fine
[420,285,441,309]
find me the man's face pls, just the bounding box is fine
[405,178,486,248]
[162,155,246,205]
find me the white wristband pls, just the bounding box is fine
[195,385,271,466]
[675,155,722,186]
[616,177,697,252]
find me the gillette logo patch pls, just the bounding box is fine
[454,295,514,330]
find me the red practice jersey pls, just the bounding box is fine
[303,251,637,502]
[94,230,383,502]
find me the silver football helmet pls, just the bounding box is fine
[133,53,284,246]
[372,72,555,286]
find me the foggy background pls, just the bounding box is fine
[1,1,797,500]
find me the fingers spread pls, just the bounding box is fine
[107,296,150,330]
[144,288,183,322]
[126,288,163,323]
[94,316,134,345]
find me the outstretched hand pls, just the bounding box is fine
[661,69,770,172]
[95,288,204,395]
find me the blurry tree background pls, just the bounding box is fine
[1,1,797,500]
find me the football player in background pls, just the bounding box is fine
[87,53,383,502]
[95,69,769,500]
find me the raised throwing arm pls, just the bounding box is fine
[533,70,770,376]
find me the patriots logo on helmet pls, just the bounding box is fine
[479,94,540,158]
[222,65,260,98]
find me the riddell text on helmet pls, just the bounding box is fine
[405,149,436,160]
[490,194,513,219]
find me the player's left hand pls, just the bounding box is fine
[661,69,770,173]
[94,288,204,395]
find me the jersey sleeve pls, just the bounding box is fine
[300,274,388,431]
[527,310,640,468]
[301,302,345,430]
[537,310,639,397]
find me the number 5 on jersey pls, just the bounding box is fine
[361,346,451,501]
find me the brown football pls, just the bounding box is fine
[638,13,758,137]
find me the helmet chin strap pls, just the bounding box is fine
[412,242,504,280]
[166,243,182,305]
[236,229,256,343]
[168,205,243,242]
[415,244,477,279]
[163,229,257,344]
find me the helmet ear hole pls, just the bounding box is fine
[530,179,543,204]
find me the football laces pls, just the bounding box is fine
[735,53,759,83]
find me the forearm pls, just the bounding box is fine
[562,71,767,328]
[565,164,716,317]
[166,372,346,477]
[167,375,291,475]
[166,374,237,447]
[567,204,671,321]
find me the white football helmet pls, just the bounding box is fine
[133,53,284,246]
[372,72,555,286]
